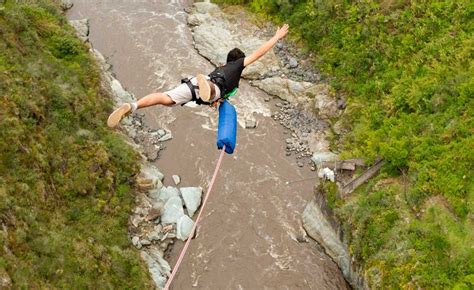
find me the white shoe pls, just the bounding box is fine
[107,103,132,128]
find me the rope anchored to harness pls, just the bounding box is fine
[164,100,237,289]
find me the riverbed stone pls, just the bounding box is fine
[245,118,257,129]
[161,196,184,224]
[311,151,339,167]
[158,186,180,203]
[69,19,89,43]
[140,251,167,289]
[289,57,298,68]
[194,1,219,14]
[180,187,203,217]
[158,131,172,142]
[176,215,195,241]
[60,0,73,10]
[110,79,135,104]
[132,236,141,249]
[172,175,181,185]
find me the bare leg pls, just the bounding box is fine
[107,92,175,128]
[137,92,175,109]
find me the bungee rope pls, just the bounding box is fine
[163,145,226,290]
[164,100,237,289]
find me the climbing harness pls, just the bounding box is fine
[181,68,238,107]
[180,77,211,106]
[164,100,237,289]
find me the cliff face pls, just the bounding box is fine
[302,188,366,290]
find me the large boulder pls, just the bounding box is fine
[140,250,170,289]
[60,0,73,11]
[253,78,338,118]
[189,4,281,79]
[176,215,194,241]
[311,151,339,168]
[161,196,184,224]
[192,24,237,66]
[193,1,220,14]
[180,187,203,217]
[158,186,180,203]
[69,19,89,43]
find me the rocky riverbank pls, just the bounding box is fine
[67,14,208,288]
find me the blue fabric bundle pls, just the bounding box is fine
[217,100,237,154]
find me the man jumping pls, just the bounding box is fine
[107,24,289,128]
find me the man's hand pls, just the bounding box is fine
[274,24,289,40]
[243,23,290,67]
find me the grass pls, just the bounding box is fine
[214,0,474,288]
[0,0,152,287]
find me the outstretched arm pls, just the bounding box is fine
[243,24,289,67]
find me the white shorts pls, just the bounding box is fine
[164,77,221,106]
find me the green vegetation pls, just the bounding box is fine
[0,0,152,287]
[215,0,474,288]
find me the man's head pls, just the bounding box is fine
[226,48,245,63]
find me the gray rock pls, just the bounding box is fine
[140,251,168,289]
[144,144,160,161]
[158,186,180,203]
[303,200,365,289]
[311,152,339,167]
[60,0,73,10]
[161,196,184,224]
[264,97,271,102]
[140,239,151,246]
[69,19,89,43]
[245,118,257,129]
[148,225,163,241]
[140,164,165,183]
[157,129,166,137]
[146,202,164,221]
[111,79,135,104]
[176,215,195,241]
[289,57,298,68]
[194,1,219,14]
[297,162,304,168]
[180,187,203,217]
[172,175,181,185]
[276,42,284,50]
[132,236,141,249]
[92,49,111,72]
[158,132,172,142]
[131,215,143,228]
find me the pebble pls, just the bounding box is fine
[264,97,271,102]
[172,175,181,185]
[132,236,141,249]
[297,162,304,167]
[140,239,151,246]
[289,57,298,68]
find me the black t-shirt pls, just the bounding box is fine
[210,57,245,95]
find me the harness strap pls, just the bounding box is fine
[181,78,212,106]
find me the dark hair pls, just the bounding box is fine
[226,48,246,63]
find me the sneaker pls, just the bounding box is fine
[107,103,132,128]
[196,74,211,102]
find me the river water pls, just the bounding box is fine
[69,1,348,289]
